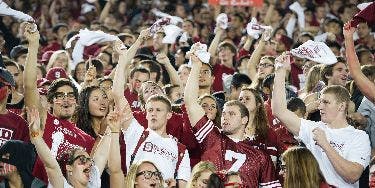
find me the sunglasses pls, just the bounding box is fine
[136,170,162,180]
[72,155,93,166]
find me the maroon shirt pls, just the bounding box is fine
[193,116,281,187]
[0,111,29,146]
[33,113,95,183]
[212,63,235,92]
[124,88,141,112]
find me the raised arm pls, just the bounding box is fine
[99,0,115,23]
[271,52,301,135]
[108,107,127,188]
[27,107,64,188]
[344,22,375,103]
[23,23,47,126]
[246,32,267,81]
[156,53,181,86]
[184,54,205,127]
[208,28,225,66]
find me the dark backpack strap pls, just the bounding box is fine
[174,142,187,180]
[119,132,127,174]
[130,130,150,166]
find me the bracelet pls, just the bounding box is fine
[111,131,120,134]
[30,131,40,138]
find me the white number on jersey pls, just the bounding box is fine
[225,150,246,172]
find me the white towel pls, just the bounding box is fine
[291,40,337,65]
[179,32,189,43]
[150,17,171,35]
[289,1,305,29]
[162,25,183,44]
[188,42,211,65]
[152,8,183,25]
[0,0,34,22]
[246,17,272,40]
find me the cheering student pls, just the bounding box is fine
[184,51,281,187]
[272,52,371,187]
[22,23,95,183]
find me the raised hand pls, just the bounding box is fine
[343,22,356,40]
[26,107,44,138]
[113,40,127,56]
[275,51,291,71]
[138,28,151,41]
[84,57,97,85]
[23,22,40,43]
[156,53,170,65]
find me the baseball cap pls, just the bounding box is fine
[10,45,28,60]
[40,51,55,65]
[46,67,68,82]
[0,67,15,87]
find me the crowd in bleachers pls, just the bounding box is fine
[0,0,374,187]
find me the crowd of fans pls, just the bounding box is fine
[0,0,374,187]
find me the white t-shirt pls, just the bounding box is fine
[299,119,371,188]
[123,118,191,181]
[47,165,100,188]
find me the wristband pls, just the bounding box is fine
[30,131,40,138]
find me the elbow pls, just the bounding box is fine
[343,169,362,184]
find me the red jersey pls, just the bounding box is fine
[0,110,29,146]
[264,99,298,152]
[248,128,282,163]
[193,116,281,187]
[124,88,141,112]
[33,113,95,183]
[212,63,235,92]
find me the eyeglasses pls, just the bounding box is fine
[199,70,211,76]
[224,182,244,188]
[136,170,162,180]
[55,92,76,100]
[72,155,93,166]
[257,63,274,69]
[201,103,217,110]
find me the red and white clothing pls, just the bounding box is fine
[0,110,29,146]
[124,88,141,112]
[299,119,371,187]
[212,63,235,92]
[47,165,100,188]
[248,128,281,164]
[193,116,281,187]
[33,113,95,183]
[123,118,191,181]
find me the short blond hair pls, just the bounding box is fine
[125,160,163,188]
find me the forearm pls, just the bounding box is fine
[99,1,113,23]
[92,134,111,174]
[124,37,143,63]
[184,64,201,106]
[272,68,287,115]
[108,134,123,174]
[243,36,253,51]
[165,63,181,86]
[323,144,363,183]
[264,4,275,25]
[247,39,265,80]
[24,42,40,108]
[31,137,60,169]
[208,29,224,62]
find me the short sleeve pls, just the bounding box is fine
[124,118,144,143]
[347,133,371,168]
[176,149,191,181]
[298,118,318,147]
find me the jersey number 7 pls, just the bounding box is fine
[225,150,246,172]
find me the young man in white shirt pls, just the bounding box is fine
[272,52,371,188]
[111,28,190,187]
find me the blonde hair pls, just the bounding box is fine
[186,161,217,188]
[305,65,322,94]
[46,50,71,73]
[282,147,326,188]
[125,160,163,188]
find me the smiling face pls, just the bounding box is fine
[66,150,93,187]
[327,62,348,86]
[52,85,77,119]
[135,162,162,188]
[88,89,109,117]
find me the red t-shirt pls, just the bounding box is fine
[193,116,281,187]
[248,128,282,163]
[264,99,298,152]
[124,88,141,112]
[212,63,235,92]
[290,62,303,90]
[33,113,95,183]
[0,111,29,146]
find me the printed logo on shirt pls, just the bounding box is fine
[131,101,142,108]
[0,128,13,146]
[143,142,177,161]
[56,126,78,138]
[329,141,344,151]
